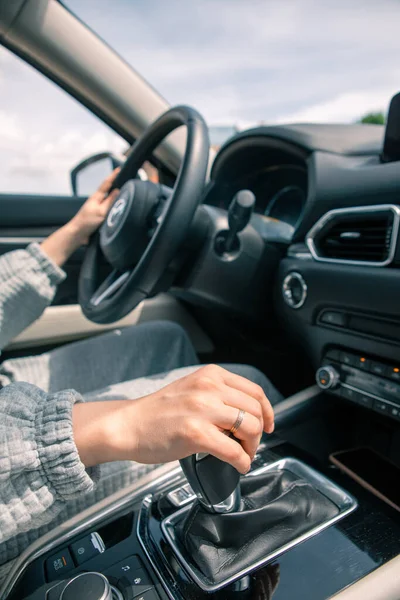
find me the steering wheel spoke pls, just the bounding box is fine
[90,269,131,307]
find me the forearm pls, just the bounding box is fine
[40,220,87,268]
[0,244,65,350]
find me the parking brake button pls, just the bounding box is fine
[70,532,105,566]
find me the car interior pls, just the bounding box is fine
[0,2,400,599]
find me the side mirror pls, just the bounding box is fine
[70,152,124,196]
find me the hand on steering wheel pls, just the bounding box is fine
[79,106,209,324]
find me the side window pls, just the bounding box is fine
[0,46,128,196]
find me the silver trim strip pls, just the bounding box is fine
[306,204,400,267]
[0,236,44,244]
[287,248,312,260]
[140,458,357,594]
[91,271,131,306]
[341,382,400,409]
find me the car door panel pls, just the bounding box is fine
[0,193,85,226]
[0,192,88,305]
[0,193,214,354]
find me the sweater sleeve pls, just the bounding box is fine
[0,243,66,351]
[0,382,100,545]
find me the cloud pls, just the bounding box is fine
[0,46,127,194]
[276,89,399,124]
[0,110,22,141]
[66,0,400,125]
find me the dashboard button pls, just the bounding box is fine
[379,380,400,401]
[70,532,105,566]
[357,393,373,408]
[387,366,400,381]
[326,348,341,361]
[355,356,370,370]
[46,548,74,581]
[370,361,387,377]
[340,387,359,403]
[389,405,400,420]
[118,568,153,599]
[374,400,389,415]
[105,556,143,587]
[340,351,356,367]
[320,311,347,327]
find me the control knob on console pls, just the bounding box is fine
[60,572,114,600]
[316,365,340,390]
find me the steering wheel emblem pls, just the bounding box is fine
[107,196,127,228]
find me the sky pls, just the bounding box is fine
[1,0,400,194]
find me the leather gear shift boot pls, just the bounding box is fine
[178,469,339,585]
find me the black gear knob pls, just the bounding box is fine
[180,452,241,513]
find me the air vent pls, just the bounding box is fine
[306,205,400,266]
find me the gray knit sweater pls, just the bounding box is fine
[0,245,100,573]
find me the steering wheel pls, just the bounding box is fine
[78,106,209,324]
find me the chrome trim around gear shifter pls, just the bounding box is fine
[138,458,358,594]
[205,488,242,513]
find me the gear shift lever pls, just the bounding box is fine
[180,452,241,513]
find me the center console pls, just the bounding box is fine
[317,348,400,422]
[3,424,400,600]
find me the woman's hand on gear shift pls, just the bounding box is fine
[73,364,275,474]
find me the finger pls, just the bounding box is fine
[219,387,265,426]
[198,424,251,474]
[98,167,121,194]
[216,367,275,433]
[102,188,120,210]
[213,403,262,460]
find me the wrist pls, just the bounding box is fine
[72,400,137,467]
[40,220,87,267]
[64,218,90,248]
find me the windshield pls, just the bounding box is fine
[66,0,400,146]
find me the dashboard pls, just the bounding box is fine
[194,120,400,428]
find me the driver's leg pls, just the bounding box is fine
[0,321,198,393]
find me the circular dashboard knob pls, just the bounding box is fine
[316,365,340,390]
[282,272,307,309]
[60,572,112,600]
